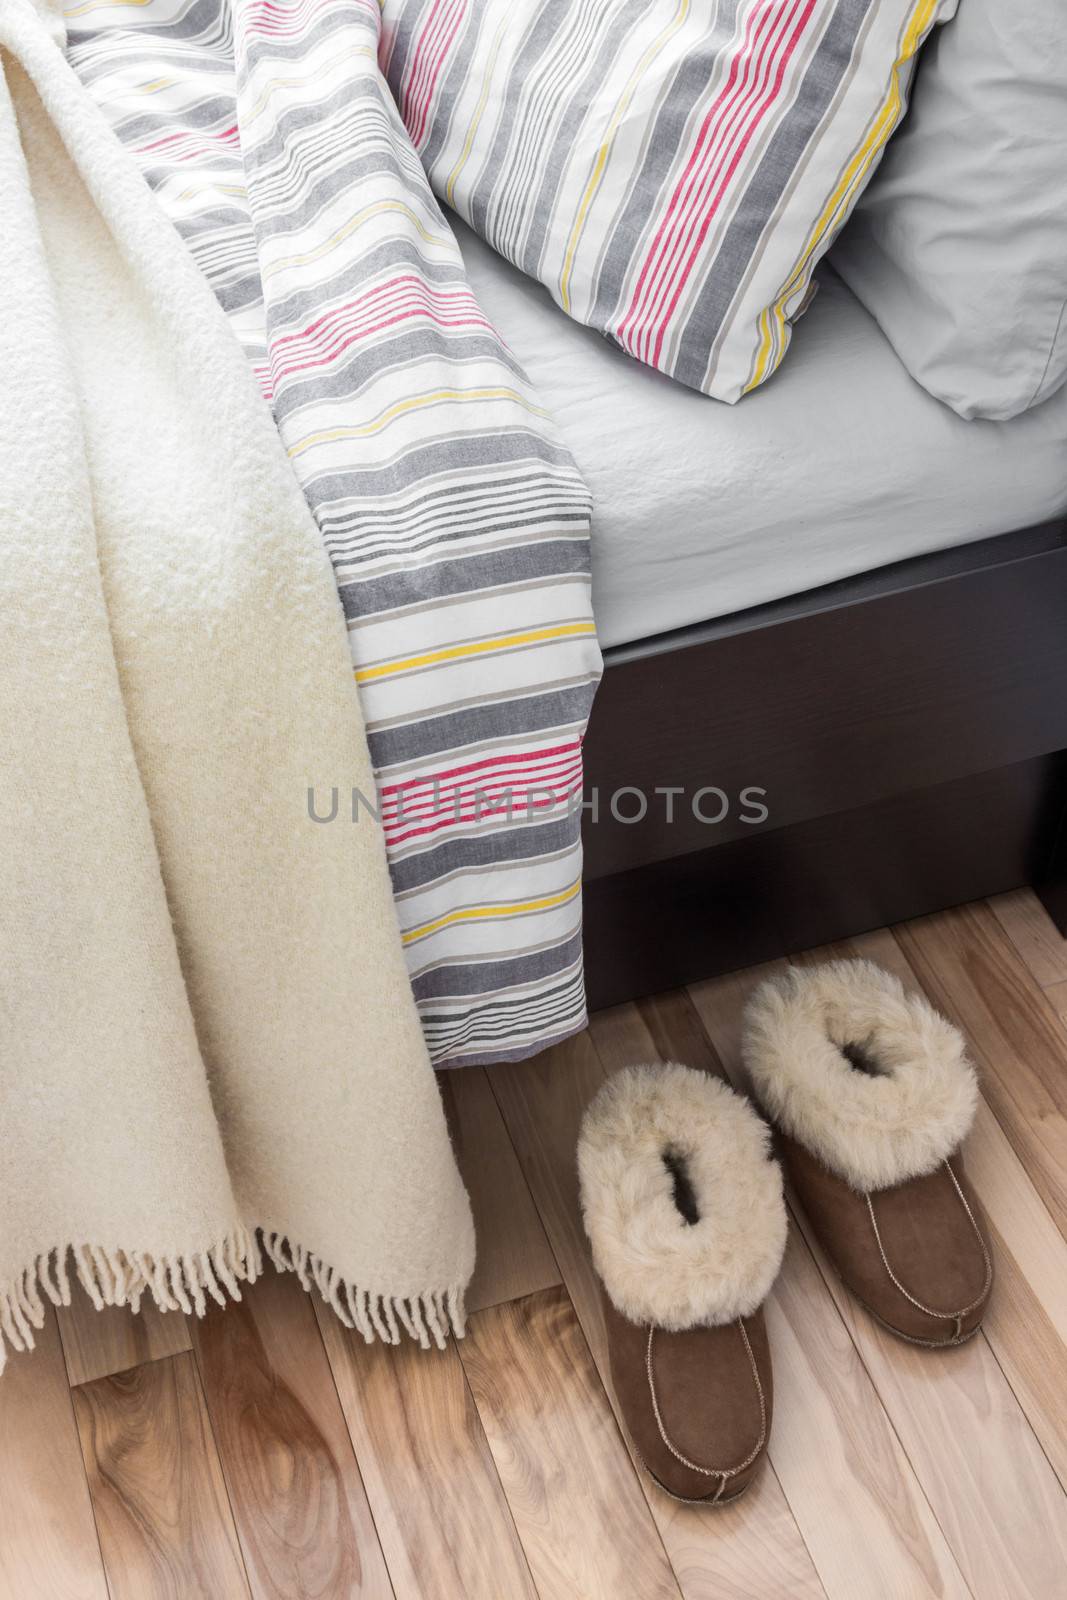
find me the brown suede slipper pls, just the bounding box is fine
[743,961,993,1347]
[577,1064,787,1504]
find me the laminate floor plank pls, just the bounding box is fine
[893,901,1067,1242]
[489,1026,828,1600]
[313,1300,536,1600]
[989,888,1067,989]
[685,959,789,1092]
[957,1101,1067,1493]
[1043,976,1067,1023]
[191,1265,393,1600]
[57,1277,191,1387]
[695,930,1067,1597]
[460,1287,682,1600]
[764,1229,972,1600]
[845,925,1067,1494]
[0,1309,109,1600]
[439,1064,560,1313]
[72,1350,251,1600]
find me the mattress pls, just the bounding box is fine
[455,219,1067,649]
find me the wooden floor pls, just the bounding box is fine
[3,890,1067,1600]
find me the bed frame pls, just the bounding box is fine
[581,517,1067,1009]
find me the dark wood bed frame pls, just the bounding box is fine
[581,517,1067,1010]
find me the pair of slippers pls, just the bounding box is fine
[577,960,994,1506]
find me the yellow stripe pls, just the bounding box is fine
[402,880,581,944]
[263,200,451,280]
[243,48,375,128]
[445,14,510,206]
[64,0,152,16]
[560,0,690,313]
[355,621,597,684]
[287,385,552,458]
[745,0,939,394]
[175,182,247,203]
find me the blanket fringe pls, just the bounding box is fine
[0,1230,467,1375]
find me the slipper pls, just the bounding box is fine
[743,960,993,1347]
[578,1064,787,1503]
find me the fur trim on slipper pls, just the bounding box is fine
[577,1064,786,1331]
[742,961,977,1193]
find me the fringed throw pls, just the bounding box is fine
[0,0,474,1376]
[2,1235,468,1365]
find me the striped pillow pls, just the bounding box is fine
[380,0,951,401]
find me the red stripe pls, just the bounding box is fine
[272,309,490,380]
[378,739,582,797]
[267,282,491,381]
[649,0,816,366]
[138,123,238,159]
[270,277,482,354]
[409,1,460,141]
[407,0,467,149]
[381,761,585,832]
[639,0,802,360]
[616,0,777,351]
[638,0,805,362]
[402,0,453,137]
[631,0,794,354]
[380,757,584,826]
[381,750,582,808]
[619,0,809,362]
[244,0,373,41]
[386,778,583,848]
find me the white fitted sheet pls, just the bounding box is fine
[455,219,1067,649]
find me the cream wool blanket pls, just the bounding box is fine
[0,0,474,1373]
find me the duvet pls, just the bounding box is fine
[66,0,602,1067]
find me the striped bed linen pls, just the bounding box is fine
[64,0,602,1068]
[380,0,950,401]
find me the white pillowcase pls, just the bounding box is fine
[833,0,1067,421]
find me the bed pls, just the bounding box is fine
[456,219,1067,1007]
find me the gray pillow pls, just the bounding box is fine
[833,0,1067,421]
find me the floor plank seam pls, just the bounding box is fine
[65,1340,191,1392]
[451,1323,545,1600]
[674,993,835,1600]
[187,1343,256,1600]
[765,1460,832,1600]
[279,1286,398,1600]
[58,1312,116,1600]
[787,1207,978,1600]
[979,1320,1067,1501]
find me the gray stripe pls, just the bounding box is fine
[301,431,585,521]
[269,332,538,428]
[389,820,583,892]
[391,835,579,895]
[464,1,556,247]
[341,540,591,620]
[588,3,741,330]
[522,1,655,276]
[679,0,877,389]
[434,1016,584,1067]
[492,0,602,253]
[416,1,488,174]
[267,236,486,332]
[367,681,595,766]
[411,930,584,999]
